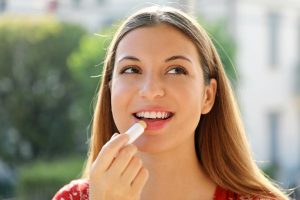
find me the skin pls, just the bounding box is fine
[89,24,217,200]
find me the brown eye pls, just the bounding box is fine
[167,66,188,75]
[120,66,141,74]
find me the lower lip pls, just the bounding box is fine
[134,117,173,131]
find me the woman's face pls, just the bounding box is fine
[111,24,216,153]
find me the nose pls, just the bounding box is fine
[138,74,165,100]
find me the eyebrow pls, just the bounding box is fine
[165,55,192,63]
[116,55,192,64]
[116,56,140,63]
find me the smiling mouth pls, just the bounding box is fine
[133,111,174,120]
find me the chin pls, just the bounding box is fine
[134,137,173,154]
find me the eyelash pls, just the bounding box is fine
[167,66,188,75]
[120,65,188,75]
[120,66,141,74]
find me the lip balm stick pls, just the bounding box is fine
[125,121,147,145]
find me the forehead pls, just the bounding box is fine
[115,24,200,60]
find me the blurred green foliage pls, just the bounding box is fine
[66,28,115,138]
[17,156,85,199]
[200,18,237,86]
[262,162,279,180]
[0,16,86,165]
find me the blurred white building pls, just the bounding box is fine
[1,0,300,188]
[227,0,300,187]
[194,0,300,188]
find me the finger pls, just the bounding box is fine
[93,133,129,172]
[131,167,149,193]
[121,156,143,184]
[108,144,138,176]
[111,132,119,139]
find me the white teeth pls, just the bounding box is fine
[145,112,150,118]
[150,112,156,118]
[157,112,162,118]
[135,111,171,119]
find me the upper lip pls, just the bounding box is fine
[132,106,174,114]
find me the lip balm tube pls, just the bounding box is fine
[125,121,147,145]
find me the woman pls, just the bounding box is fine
[53,6,289,200]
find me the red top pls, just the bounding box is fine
[52,179,259,200]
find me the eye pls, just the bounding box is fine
[167,66,188,75]
[120,66,141,74]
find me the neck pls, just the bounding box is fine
[138,136,216,200]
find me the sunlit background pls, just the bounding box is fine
[0,0,299,199]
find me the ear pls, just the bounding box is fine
[201,79,217,114]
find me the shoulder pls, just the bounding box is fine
[214,186,273,200]
[52,179,89,200]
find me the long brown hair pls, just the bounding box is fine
[83,6,288,199]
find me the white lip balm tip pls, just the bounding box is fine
[138,120,147,129]
[125,121,147,144]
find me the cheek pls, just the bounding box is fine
[171,79,204,109]
[185,89,203,120]
[172,80,204,127]
[111,80,128,117]
[111,79,127,101]
[110,78,137,131]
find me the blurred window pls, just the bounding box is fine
[268,112,280,165]
[96,0,105,4]
[0,0,6,12]
[73,0,81,8]
[268,12,280,68]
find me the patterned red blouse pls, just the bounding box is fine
[52,179,259,200]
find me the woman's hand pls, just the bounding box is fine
[89,133,149,200]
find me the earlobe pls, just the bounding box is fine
[201,79,217,114]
